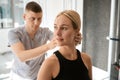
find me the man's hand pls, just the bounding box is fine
[75,32,82,45]
[47,38,57,50]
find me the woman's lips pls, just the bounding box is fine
[56,38,63,41]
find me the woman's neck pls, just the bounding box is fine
[59,46,77,60]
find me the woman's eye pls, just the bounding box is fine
[54,26,57,30]
[61,27,67,30]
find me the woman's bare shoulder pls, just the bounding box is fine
[43,54,58,66]
[80,52,92,69]
[80,52,92,80]
[81,52,91,61]
[37,54,59,80]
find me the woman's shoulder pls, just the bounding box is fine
[42,54,58,67]
[40,54,59,76]
[37,54,59,80]
[80,52,92,70]
[81,52,91,60]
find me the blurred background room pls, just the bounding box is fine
[0,0,120,80]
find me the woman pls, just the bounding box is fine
[37,10,92,80]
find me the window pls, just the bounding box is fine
[0,0,13,29]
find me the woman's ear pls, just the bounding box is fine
[74,31,82,46]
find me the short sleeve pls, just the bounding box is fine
[45,28,53,41]
[48,29,53,40]
[8,29,21,47]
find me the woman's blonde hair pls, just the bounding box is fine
[56,10,81,31]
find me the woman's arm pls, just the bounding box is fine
[37,55,58,80]
[81,53,92,80]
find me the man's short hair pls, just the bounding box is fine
[25,1,42,13]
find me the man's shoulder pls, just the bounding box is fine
[8,26,25,36]
[39,27,52,32]
[40,27,49,30]
[9,26,25,32]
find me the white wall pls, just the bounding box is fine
[40,0,83,32]
[0,29,11,54]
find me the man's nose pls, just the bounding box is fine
[34,19,39,25]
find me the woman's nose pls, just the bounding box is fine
[56,29,61,36]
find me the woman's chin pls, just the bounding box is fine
[57,43,62,46]
[57,43,65,47]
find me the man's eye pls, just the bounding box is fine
[32,18,35,21]
[29,18,35,21]
[38,18,41,21]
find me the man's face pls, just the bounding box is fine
[23,11,42,33]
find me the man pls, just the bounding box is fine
[8,1,81,80]
[8,1,57,80]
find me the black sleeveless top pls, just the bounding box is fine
[52,49,90,80]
